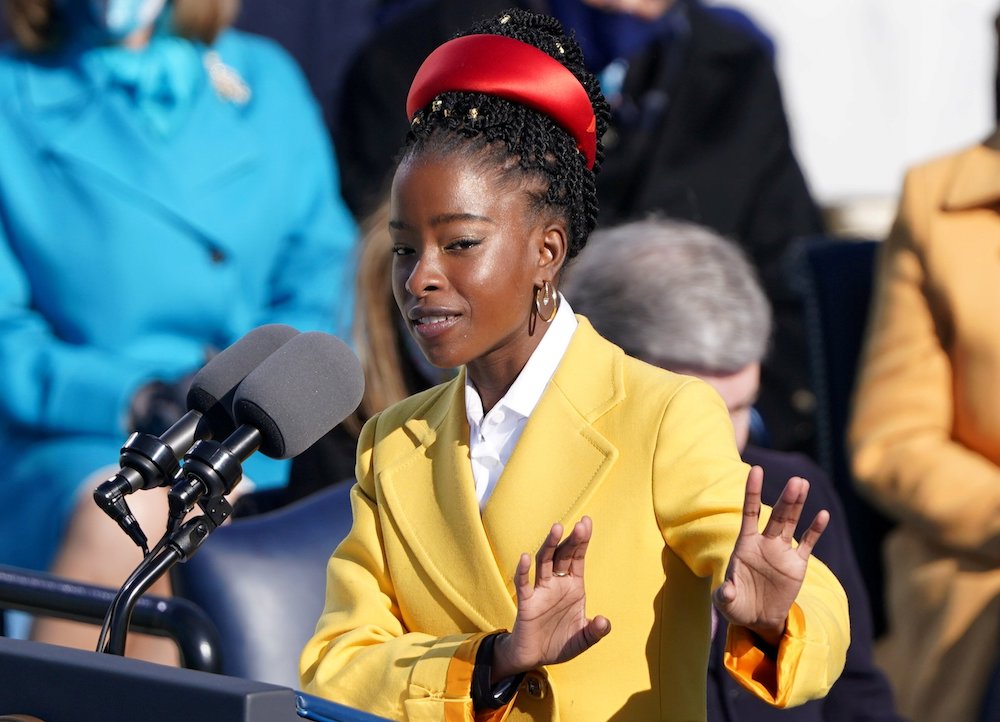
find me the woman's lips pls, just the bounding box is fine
[411,314,460,338]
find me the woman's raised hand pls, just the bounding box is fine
[713,466,829,646]
[492,516,611,681]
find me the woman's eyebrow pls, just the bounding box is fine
[429,212,494,226]
[389,212,493,231]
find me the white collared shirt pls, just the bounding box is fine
[465,296,578,507]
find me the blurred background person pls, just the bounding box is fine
[230,1,448,137]
[847,118,1000,722]
[8,2,998,247]
[563,217,902,722]
[0,0,357,661]
[703,0,999,240]
[334,0,823,460]
[231,0,376,136]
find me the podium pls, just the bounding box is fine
[0,637,387,722]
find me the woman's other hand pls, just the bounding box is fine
[492,516,611,680]
[713,466,828,646]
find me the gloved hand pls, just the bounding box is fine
[127,372,196,435]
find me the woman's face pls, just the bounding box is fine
[84,0,168,40]
[389,152,564,376]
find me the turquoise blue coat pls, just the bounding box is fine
[0,30,358,570]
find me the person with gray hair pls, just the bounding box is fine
[564,217,903,722]
[565,218,771,450]
[567,218,770,372]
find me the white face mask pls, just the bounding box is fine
[88,0,168,40]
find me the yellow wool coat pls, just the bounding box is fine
[849,133,1000,722]
[301,319,848,721]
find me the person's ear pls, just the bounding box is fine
[536,221,569,283]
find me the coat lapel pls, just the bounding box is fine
[482,319,625,595]
[943,129,1000,211]
[377,372,519,631]
[377,320,626,628]
[15,50,261,257]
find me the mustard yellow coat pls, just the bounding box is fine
[849,133,1000,722]
[302,319,848,721]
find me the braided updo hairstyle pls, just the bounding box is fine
[399,8,610,260]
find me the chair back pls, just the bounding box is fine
[171,481,355,688]
[789,235,895,636]
[0,564,220,672]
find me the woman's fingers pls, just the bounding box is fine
[762,475,807,542]
[567,516,592,578]
[552,516,591,577]
[796,510,830,560]
[739,466,765,537]
[513,552,532,602]
[535,523,563,582]
[781,477,808,542]
[712,578,736,608]
[582,614,612,647]
[531,517,594,583]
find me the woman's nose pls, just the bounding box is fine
[404,255,443,296]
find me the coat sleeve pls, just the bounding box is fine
[299,415,506,722]
[848,167,1000,559]
[0,227,172,436]
[652,379,849,708]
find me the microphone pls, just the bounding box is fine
[94,324,300,550]
[168,332,364,520]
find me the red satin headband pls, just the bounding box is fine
[406,34,598,170]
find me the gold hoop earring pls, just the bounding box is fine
[534,281,558,323]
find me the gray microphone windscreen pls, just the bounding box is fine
[186,324,300,438]
[232,332,365,459]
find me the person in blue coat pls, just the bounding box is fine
[0,0,357,659]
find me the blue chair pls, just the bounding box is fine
[788,235,895,637]
[170,480,355,689]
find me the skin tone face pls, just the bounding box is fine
[123,25,155,48]
[87,0,167,48]
[673,362,760,453]
[389,152,567,412]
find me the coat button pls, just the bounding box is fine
[524,673,546,699]
[210,248,226,264]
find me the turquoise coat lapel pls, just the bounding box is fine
[13,48,261,257]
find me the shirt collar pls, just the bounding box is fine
[465,295,578,426]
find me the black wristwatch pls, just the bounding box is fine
[472,633,525,710]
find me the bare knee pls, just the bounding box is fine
[51,484,171,590]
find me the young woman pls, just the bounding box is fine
[300,9,848,720]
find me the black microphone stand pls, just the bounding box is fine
[92,416,207,554]
[98,429,260,657]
